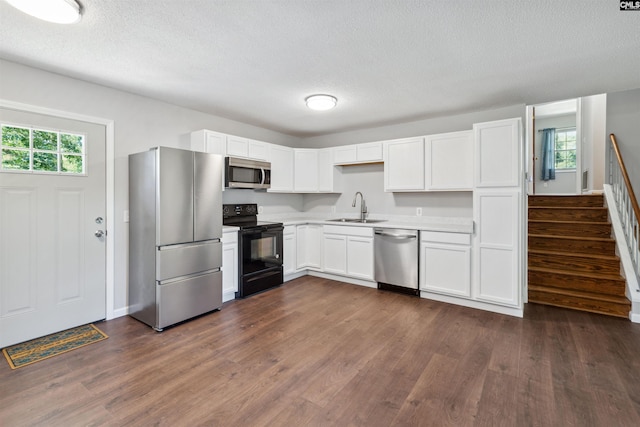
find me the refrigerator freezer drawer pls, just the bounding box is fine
[156,240,222,281]
[157,270,222,329]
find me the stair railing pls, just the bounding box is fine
[608,133,640,289]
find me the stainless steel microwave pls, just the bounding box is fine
[224,157,271,189]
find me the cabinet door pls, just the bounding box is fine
[294,149,319,192]
[190,130,227,155]
[268,145,294,192]
[226,136,249,158]
[357,142,383,163]
[222,239,238,302]
[323,234,347,275]
[318,148,336,192]
[296,225,308,269]
[248,140,268,160]
[333,145,357,164]
[420,243,471,297]
[425,131,473,191]
[474,118,521,188]
[306,224,323,270]
[283,228,297,276]
[383,137,425,191]
[347,236,374,280]
[473,189,521,307]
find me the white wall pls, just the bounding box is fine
[299,105,524,218]
[534,114,577,194]
[303,163,473,218]
[0,59,301,314]
[607,88,640,195]
[300,104,525,148]
[581,94,607,191]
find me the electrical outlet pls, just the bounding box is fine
[416,207,422,216]
[123,210,129,223]
[258,206,264,214]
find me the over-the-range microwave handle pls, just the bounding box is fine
[260,168,265,185]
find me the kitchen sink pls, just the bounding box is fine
[327,218,387,224]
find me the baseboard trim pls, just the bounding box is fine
[112,306,129,319]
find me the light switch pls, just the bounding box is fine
[124,210,129,223]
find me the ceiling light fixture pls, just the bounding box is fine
[4,0,82,24]
[305,94,337,111]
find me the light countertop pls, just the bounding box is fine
[259,213,473,234]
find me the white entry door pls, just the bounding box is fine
[0,108,106,348]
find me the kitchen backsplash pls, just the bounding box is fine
[223,163,473,219]
[303,163,473,218]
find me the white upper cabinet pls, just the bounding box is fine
[293,148,338,193]
[248,139,268,160]
[333,142,383,165]
[268,144,294,192]
[473,118,521,188]
[294,149,319,192]
[223,135,269,160]
[226,135,249,158]
[424,130,473,191]
[318,148,339,192]
[190,130,268,161]
[190,130,227,155]
[333,145,357,164]
[383,137,425,191]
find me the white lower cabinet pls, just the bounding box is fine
[323,234,347,275]
[283,225,297,276]
[420,231,471,297]
[346,236,374,280]
[323,225,374,281]
[221,229,238,302]
[296,224,322,270]
[473,189,521,307]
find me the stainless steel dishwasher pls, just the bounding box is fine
[374,228,419,296]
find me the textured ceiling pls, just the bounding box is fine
[0,0,639,137]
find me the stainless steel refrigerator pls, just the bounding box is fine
[128,147,223,331]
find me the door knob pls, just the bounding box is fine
[95,230,105,238]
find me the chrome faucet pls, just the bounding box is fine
[352,191,367,221]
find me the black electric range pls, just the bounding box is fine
[223,204,284,298]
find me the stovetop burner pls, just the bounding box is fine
[222,204,282,229]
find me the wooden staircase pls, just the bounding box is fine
[528,194,631,318]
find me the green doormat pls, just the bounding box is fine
[2,324,108,369]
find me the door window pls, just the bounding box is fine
[1,124,86,174]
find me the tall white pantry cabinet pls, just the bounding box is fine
[472,118,523,315]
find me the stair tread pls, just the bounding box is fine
[528,206,606,210]
[528,233,615,242]
[528,285,630,304]
[528,219,611,225]
[528,266,625,282]
[528,249,619,261]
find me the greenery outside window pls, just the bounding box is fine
[1,124,85,174]
[555,128,576,170]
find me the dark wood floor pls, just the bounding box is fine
[2,276,640,426]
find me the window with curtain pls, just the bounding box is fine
[554,128,577,170]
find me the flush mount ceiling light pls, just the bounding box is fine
[5,0,82,24]
[305,94,337,111]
